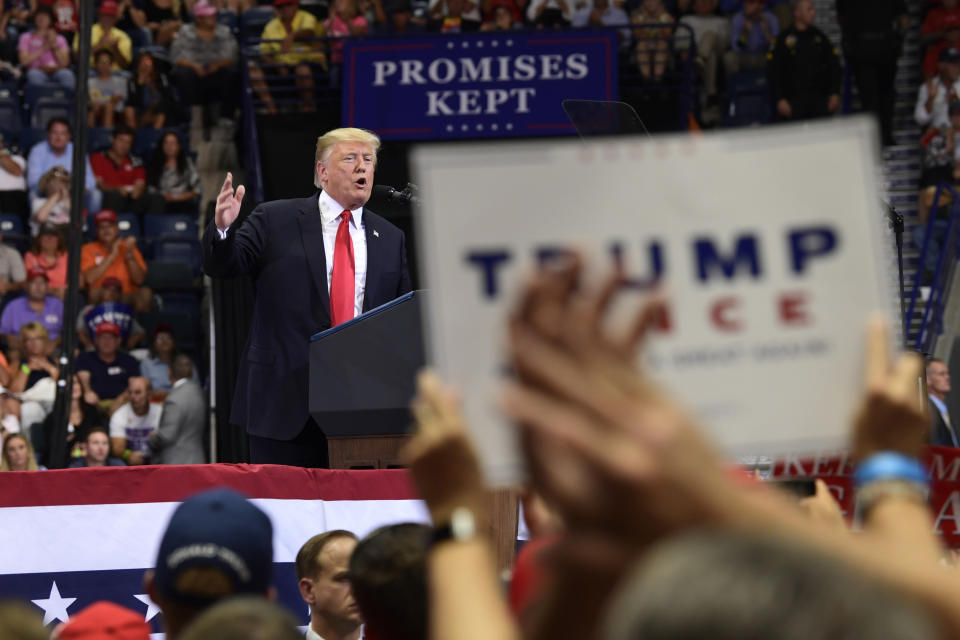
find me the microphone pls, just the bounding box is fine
[373,183,420,205]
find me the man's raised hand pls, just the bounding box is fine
[215,172,245,232]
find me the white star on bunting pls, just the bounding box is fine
[134,593,161,622]
[31,581,76,625]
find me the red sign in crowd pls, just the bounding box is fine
[773,445,960,546]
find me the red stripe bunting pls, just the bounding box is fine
[0,464,418,507]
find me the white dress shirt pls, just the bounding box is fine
[305,627,325,640]
[319,190,367,320]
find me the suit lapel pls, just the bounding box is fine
[363,209,380,312]
[298,193,331,322]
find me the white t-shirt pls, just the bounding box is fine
[0,154,26,191]
[109,402,163,456]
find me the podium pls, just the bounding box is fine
[309,290,426,469]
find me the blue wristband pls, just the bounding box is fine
[853,452,928,488]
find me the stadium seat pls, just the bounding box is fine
[153,237,202,275]
[30,97,73,129]
[88,127,115,153]
[0,215,27,252]
[0,96,21,134]
[117,212,141,239]
[144,260,196,291]
[159,291,201,317]
[19,127,45,154]
[144,214,198,240]
[240,6,275,42]
[217,9,239,33]
[23,84,74,111]
[722,70,771,128]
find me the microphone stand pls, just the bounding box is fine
[886,202,907,347]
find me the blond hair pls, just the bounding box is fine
[314,128,381,188]
[1,434,40,471]
[18,321,48,344]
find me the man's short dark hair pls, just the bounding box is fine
[46,117,71,134]
[113,123,136,139]
[171,354,194,381]
[83,426,109,443]
[295,530,357,581]
[603,531,936,640]
[349,523,429,640]
[178,597,302,640]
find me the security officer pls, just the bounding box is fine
[768,0,841,121]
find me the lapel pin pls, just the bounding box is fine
[373,230,380,238]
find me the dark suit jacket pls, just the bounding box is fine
[201,192,413,440]
[928,397,958,448]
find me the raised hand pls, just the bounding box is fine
[849,315,926,462]
[404,370,487,526]
[215,172,245,232]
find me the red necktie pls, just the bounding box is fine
[329,210,355,326]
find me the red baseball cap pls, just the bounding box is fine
[99,0,119,15]
[94,209,118,225]
[95,321,121,337]
[26,267,48,281]
[274,0,298,6]
[59,601,150,640]
[101,276,123,290]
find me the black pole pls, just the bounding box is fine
[886,203,907,348]
[47,0,93,469]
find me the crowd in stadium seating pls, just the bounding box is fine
[916,1,960,284]
[0,0,224,470]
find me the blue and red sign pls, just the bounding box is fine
[342,31,619,140]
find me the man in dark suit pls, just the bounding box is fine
[926,357,958,447]
[201,127,412,466]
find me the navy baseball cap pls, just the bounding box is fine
[940,47,960,63]
[153,488,274,607]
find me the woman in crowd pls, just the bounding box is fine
[30,166,70,237]
[24,226,67,300]
[124,51,177,129]
[147,131,201,214]
[4,322,58,437]
[141,324,198,392]
[0,433,43,471]
[17,5,74,89]
[38,375,102,465]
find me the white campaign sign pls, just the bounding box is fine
[412,118,893,485]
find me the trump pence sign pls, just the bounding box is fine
[412,118,895,484]
[342,31,618,140]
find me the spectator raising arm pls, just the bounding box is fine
[404,371,521,640]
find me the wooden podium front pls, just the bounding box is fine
[328,435,410,469]
[329,435,520,570]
